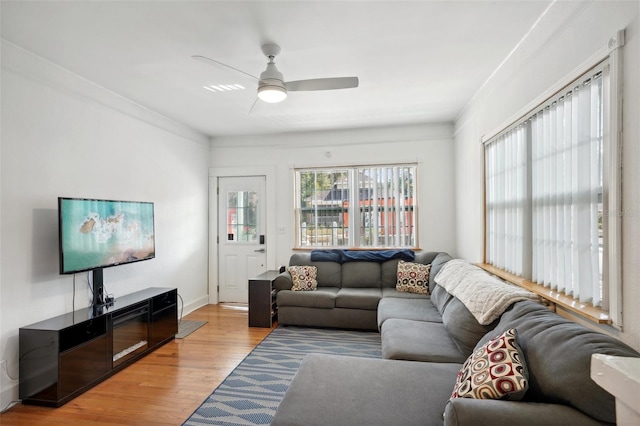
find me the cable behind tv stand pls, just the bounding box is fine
[19,287,178,407]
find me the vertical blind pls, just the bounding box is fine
[485,124,527,276]
[485,62,606,307]
[530,74,603,305]
[357,166,416,247]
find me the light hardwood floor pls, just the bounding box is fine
[0,304,273,425]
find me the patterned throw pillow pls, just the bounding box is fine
[451,328,528,400]
[288,265,318,291]
[396,260,431,295]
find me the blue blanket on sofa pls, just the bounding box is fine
[310,249,415,263]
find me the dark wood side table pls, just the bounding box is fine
[248,270,280,327]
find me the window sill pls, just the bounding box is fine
[477,263,611,325]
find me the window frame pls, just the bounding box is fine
[481,32,624,328]
[293,163,419,250]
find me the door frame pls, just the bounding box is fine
[208,166,277,304]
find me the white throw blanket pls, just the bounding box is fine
[434,259,539,325]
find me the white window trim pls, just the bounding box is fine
[603,31,624,329]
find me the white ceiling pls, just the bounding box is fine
[1,1,553,138]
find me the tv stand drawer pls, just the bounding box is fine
[59,335,108,399]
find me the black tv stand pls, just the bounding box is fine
[19,287,178,407]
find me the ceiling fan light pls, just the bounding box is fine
[258,84,287,103]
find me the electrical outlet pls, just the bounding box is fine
[277,226,286,234]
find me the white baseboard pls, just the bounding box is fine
[180,295,210,318]
[0,381,19,413]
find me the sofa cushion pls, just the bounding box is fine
[381,318,468,363]
[381,287,430,299]
[451,328,528,401]
[271,354,462,426]
[277,306,377,330]
[444,399,605,426]
[475,300,640,424]
[413,251,441,266]
[288,265,318,291]
[289,253,342,287]
[396,260,430,295]
[442,298,498,357]
[380,259,401,288]
[277,287,339,309]
[377,297,442,329]
[341,261,381,288]
[335,288,382,310]
[429,252,453,293]
[430,284,454,314]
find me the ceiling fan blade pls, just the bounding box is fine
[192,55,259,81]
[248,97,260,115]
[286,77,359,92]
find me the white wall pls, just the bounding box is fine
[209,123,456,279]
[454,1,640,350]
[0,41,211,407]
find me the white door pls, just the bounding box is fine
[218,176,267,303]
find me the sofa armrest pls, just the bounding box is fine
[273,271,293,291]
[444,399,603,426]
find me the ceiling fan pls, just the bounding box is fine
[192,43,359,104]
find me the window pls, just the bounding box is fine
[226,190,258,242]
[295,164,417,248]
[484,56,622,326]
[530,76,604,305]
[485,123,528,277]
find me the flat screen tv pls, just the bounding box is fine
[58,197,155,307]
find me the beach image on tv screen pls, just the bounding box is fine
[61,199,155,273]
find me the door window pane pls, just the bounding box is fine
[227,191,257,242]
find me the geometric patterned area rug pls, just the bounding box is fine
[182,326,381,425]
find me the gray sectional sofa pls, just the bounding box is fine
[271,251,640,426]
[274,251,452,330]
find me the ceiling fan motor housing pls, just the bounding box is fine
[258,78,286,91]
[259,62,285,87]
